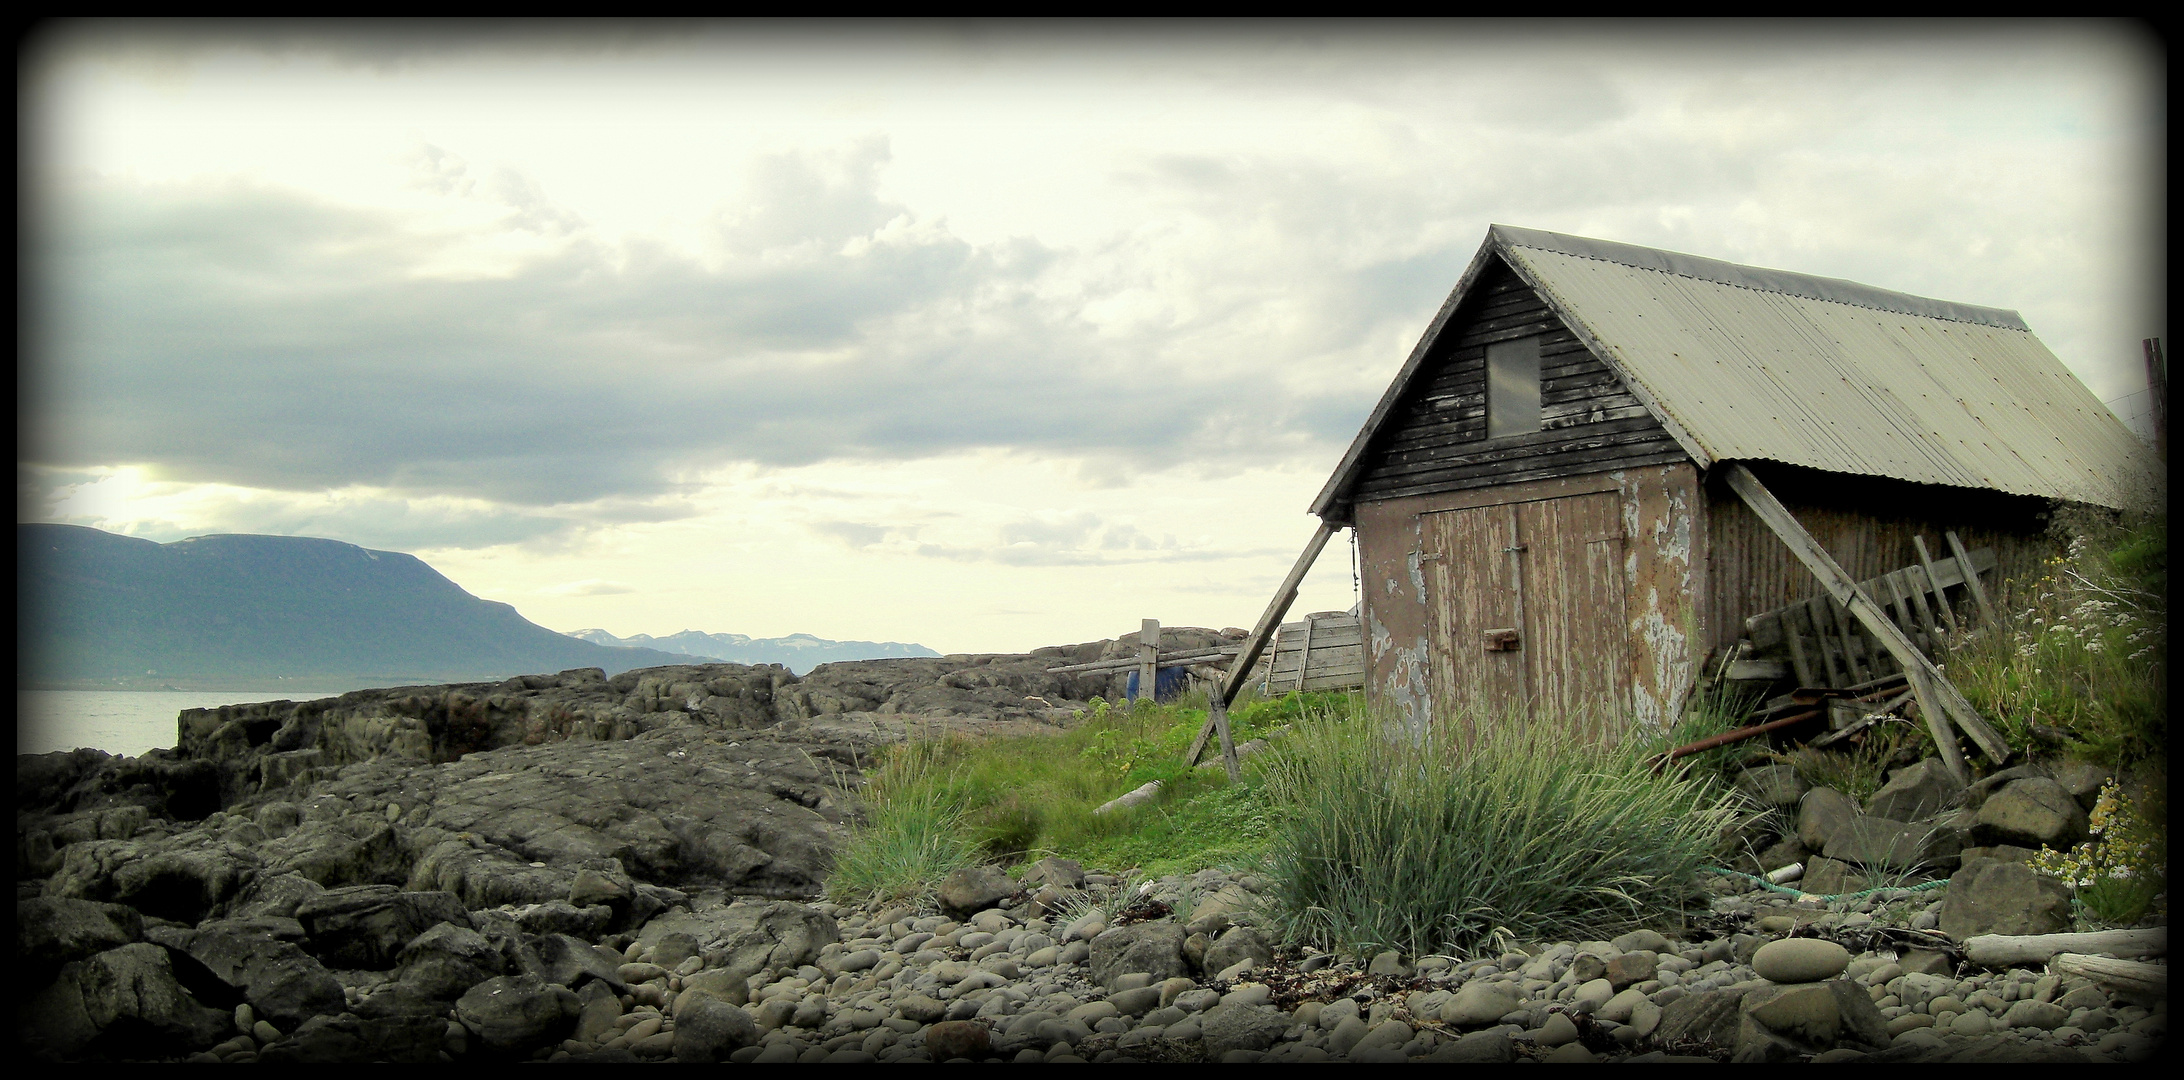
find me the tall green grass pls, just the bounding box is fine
[824,739,985,905]
[1258,701,1740,959]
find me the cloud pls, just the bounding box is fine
[542,578,637,596]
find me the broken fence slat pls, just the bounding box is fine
[1912,534,1961,636]
[1725,466,2007,769]
[1946,530,1999,628]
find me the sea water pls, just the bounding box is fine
[17,689,354,758]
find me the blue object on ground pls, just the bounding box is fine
[1125,666,1191,703]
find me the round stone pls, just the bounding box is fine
[1751,938,1850,984]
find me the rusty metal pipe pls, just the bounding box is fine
[1650,709,1823,774]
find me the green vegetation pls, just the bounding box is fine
[1258,702,1740,960]
[1946,509,2167,926]
[2029,778,2168,927]
[823,689,1348,905]
[831,685,1747,954]
[1948,512,2166,769]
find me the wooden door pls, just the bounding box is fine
[1421,490,1630,721]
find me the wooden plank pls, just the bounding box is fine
[1358,448,1691,503]
[1827,596,1870,684]
[1947,530,1998,627]
[1293,615,1317,692]
[1809,598,1846,687]
[1882,572,1923,654]
[1742,546,1997,651]
[1912,534,1961,635]
[1725,465,2008,769]
[1903,560,1942,644]
[1781,608,1816,687]
[1187,521,1337,765]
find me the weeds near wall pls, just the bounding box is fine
[1947,512,2165,769]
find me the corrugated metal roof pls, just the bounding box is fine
[1314,226,2154,515]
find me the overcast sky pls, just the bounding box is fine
[21,21,2165,654]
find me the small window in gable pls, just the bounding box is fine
[1486,336,1542,440]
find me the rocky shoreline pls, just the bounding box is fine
[14,635,2167,1063]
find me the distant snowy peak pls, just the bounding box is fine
[562,628,939,675]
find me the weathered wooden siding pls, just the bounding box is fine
[1349,256,1687,504]
[1702,463,2056,661]
[1257,612,1367,693]
[1357,463,1703,733]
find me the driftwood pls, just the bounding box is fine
[1965,927,2167,967]
[1093,780,1164,816]
[2050,953,2168,999]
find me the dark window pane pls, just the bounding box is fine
[1487,336,1541,440]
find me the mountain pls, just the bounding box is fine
[565,628,940,675]
[18,523,704,688]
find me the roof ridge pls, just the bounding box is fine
[1490,224,2029,331]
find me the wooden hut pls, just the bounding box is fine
[1307,225,2155,734]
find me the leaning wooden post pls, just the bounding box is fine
[1208,689,1240,783]
[1186,520,1336,766]
[1724,466,2009,769]
[1138,619,1161,707]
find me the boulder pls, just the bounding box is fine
[1797,787,1861,852]
[17,896,144,984]
[937,866,1016,918]
[1441,980,1520,1027]
[670,998,757,1062]
[1089,921,1190,989]
[177,918,346,1027]
[1823,815,1959,872]
[530,932,626,994]
[1751,938,1849,984]
[395,922,506,1001]
[264,814,412,889]
[1202,926,1273,977]
[295,885,471,970]
[1938,858,2072,939]
[1864,758,1961,824]
[454,973,580,1054]
[1198,1002,1290,1057]
[1735,763,1810,808]
[926,1019,992,1059]
[1973,778,2090,849]
[259,1013,446,1063]
[20,942,232,1059]
[1656,987,1753,1048]
[1020,857,1086,891]
[1800,856,1869,897]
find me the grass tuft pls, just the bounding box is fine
[1258,699,1741,960]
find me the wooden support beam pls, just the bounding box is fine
[1724,466,2009,768]
[1187,521,1336,766]
[1209,690,1240,783]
